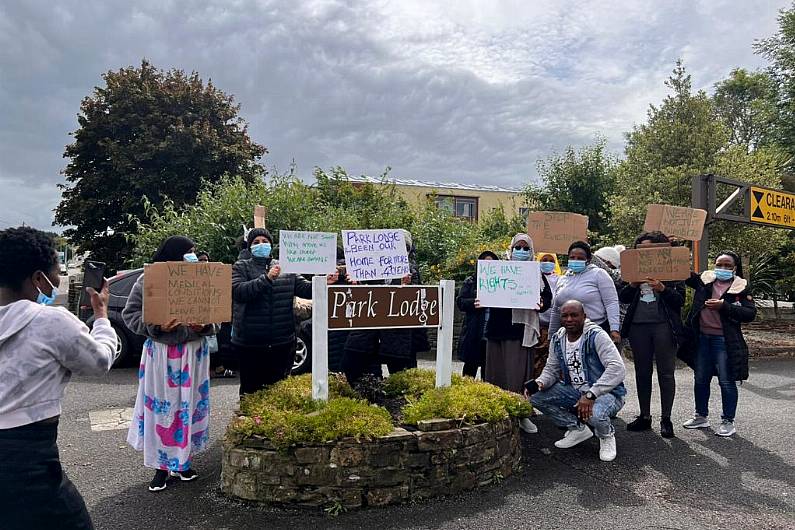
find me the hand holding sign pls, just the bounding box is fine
[476,260,541,309]
[342,229,410,282]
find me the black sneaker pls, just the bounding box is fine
[170,469,198,481]
[627,416,652,432]
[660,418,675,438]
[148,470,169,492]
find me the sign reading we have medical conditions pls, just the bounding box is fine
[342,229,410,281]
[279,231,337,274]
[526,211,589,254]
[476,260,541,309]
[644,204,707,241]
[143,262,232,326]
[327,285,440,329]
[620,246,691,283]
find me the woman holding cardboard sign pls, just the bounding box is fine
[123,235,220,492]
[619,232,685,438]
[482,234,552,434]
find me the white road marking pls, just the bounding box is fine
[89,407,134,431]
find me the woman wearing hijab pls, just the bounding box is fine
[123,236,220,492]
[0,227,117,529]
[549,241,621,344]
[483,234,552,432]
[533,252,561,378]
[232,228,339,395]
[456,250,499,378]
[682,251,756,437]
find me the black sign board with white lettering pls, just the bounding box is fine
[327,285,441,329]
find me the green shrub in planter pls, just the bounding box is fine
[383,368,464,399]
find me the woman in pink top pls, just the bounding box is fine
[682,251,756,437]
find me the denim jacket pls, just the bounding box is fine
[539,319,627,398]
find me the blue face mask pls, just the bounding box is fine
[540,262,556,274]
[36,273,58,306]
[568,259,587,273]
[714,269,734,282]
[251,242,272,258]
[512,249,531,261]
[183,253,199,263]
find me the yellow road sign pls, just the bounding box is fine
[750,186,795,229]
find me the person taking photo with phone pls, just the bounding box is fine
[0,227,118,529]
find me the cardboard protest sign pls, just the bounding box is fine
[327,285,440,329]
[143,262,232,326]
[620,246,691,283]
[643,204,707,241]
[526,212,589,254]
[279,231,338,275]
[476,260,541,309]
[254,205,267,228]
[342,229,410,281]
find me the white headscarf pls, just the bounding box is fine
[509,233,541,348]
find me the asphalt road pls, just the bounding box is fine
[58,358,795,530]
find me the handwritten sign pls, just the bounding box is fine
[476,260,541,309]
[327,285,440,329]
[143,262,232,326]
[279,231,337,275]
[342,229,410,281]
[526,212,589,254]
[643,204,707,241]
[620,246,691,283]
[254,205,267,228]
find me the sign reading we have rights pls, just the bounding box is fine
[342,229,410,281]
[143,262,232,326]
[279,231,337,274]
[476,260,541,309]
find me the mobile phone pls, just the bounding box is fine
[83,261,106,294]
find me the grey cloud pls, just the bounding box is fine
[0,0,789,230]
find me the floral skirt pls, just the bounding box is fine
[127,338,211,471]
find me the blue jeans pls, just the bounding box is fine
[531,382,624,438]
[695,334,738,421]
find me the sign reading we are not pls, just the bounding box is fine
[620,246,691,283]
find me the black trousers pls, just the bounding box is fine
[462,340,487,378]
[236,341,295,396]
[628,322,677,418]
[342,348,414,385]
[0,419,93,530]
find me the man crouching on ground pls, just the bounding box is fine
[524,300,627,462]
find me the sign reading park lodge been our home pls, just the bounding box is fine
[327,285,440,329]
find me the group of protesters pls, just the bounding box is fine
[0,223,757,528]
[456,230,756,462]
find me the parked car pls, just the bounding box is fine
[78,268,313,372]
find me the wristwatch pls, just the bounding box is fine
[585,391,596,401]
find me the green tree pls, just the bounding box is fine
[609,61,729,244]
[524,138,617,239]
[713,68,777,150]
[55,60,266,271]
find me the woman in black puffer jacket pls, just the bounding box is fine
[232,228,337,395]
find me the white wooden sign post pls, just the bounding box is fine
[435,280,455,388]
[311,275,329,401]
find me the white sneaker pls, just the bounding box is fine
[683,415,710,429]
[599,434,617,462]
[554,425,593,449]
[520,417,538,434]
[715,420,736,437]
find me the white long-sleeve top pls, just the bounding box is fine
[0,300,117,429]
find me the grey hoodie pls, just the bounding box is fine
[0,300,117,429]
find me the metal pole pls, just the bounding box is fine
[311,275,329,401]
[691,174,710,272]
[435,280,455,388]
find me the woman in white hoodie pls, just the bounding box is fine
[0,227,117,530]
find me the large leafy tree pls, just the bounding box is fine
[713,68,777,150]
[55,60,266,271]
[524,138,617,240]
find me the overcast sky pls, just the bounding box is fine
[0,0,789,230]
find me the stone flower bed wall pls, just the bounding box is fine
[221,417,521,508]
